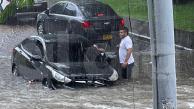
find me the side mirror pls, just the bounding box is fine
[104,52,117,65]
[45,9,49,15]
[32,55,42,61]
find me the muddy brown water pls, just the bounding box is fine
[0,24,194,109]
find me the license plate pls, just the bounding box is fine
[103,34,112,40]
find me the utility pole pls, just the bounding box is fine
[147,0,177,109]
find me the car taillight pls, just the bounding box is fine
[82,21,91,28]
[96,13,104,17]
[119,18,125,27]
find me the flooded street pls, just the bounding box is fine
[0,24,194,109]
[0,58,153,109]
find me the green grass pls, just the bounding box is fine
[102,0,148,20]
[174,2,194,32]
[101,0,194,32]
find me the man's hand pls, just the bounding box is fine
[98,48,105,52]
[93,44,105,52]
[121,62,128,68]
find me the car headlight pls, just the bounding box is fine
[109,69,118,81]
[52,70,64,83]
[46,66,71,83]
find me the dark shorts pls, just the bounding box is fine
[121,63,134,79]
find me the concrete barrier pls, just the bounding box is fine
[131,50,194,80]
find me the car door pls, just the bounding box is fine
[44,3,67,34]
[29,39,45,80]
[19,39,34,80]
[21,38,44,80]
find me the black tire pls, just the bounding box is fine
[12,64,20,76]
[37,22,45,35]
[42,78,57,90]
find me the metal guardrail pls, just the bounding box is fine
[129,32,193,51]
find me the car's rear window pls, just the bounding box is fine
[46,42,85,63]
[79,4,117,17]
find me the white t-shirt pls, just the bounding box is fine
[119,36,134,64]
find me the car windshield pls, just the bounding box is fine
[79,4,117,17]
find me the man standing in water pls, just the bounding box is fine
[119,27,134,79]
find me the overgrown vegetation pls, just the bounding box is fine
[0,0,34,24]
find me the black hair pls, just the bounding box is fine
[119,27,129,35]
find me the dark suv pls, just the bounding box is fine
[37,0,124,42]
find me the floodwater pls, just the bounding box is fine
[0,23,194,109]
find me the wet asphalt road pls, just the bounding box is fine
[0,24,194,109]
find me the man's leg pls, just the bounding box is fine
[121,67,127,79]
[127,63,134,79]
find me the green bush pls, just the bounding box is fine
[0,0,34,24]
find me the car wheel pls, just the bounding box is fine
[12,64,20,76]
[42,78,57,90]
[37,22,45,35]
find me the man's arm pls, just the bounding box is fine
[122,48,132,68]
[124,48,132,63]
